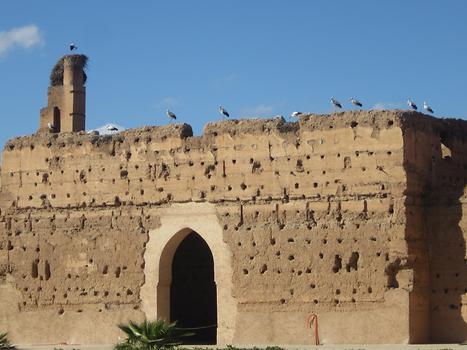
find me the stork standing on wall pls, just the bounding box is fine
[350,97,363,109]
[291,111,302,118]
[219,106,230,118]
[330,98,342,110]
[166,109,177,122]
[423,101,434,114]
[407,99,418,110]
[69,43,78,51]
[47,122,55,132]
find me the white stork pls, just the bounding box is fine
[69,43,78,51]
[330,98,342,110]
[219,106,230,118]
[166,109,177,121]
[407,99,418,110]
[47,123,55,132]
[107,125,119,132]
[291,111,302,118]
[423,101,434,114]
[350,97,363,108]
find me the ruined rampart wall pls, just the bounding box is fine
[0,110,463,344]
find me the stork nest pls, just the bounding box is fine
[50,54,88,86]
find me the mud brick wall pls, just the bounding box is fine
[402,115,467,342]
[0,110,465,345]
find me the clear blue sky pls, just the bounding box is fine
[1,1,466,147]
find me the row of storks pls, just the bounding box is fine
[293,98,433,118]
[166,98,434,122]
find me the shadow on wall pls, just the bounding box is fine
[428,126,467,343]
[403,116,467,343]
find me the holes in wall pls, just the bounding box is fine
[204,164,216,177]
[44,260,51,280]
[343,156,352,169]
[296,159,304,172]
[42,173,49,184]
[346,252,359,272]
[31,260,39,278]
[252,160,263,174]
[385,258,401,289]
[79,170,87,183]
[120,170,128,179]
[332,255,342,273]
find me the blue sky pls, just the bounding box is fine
[0,1,466,147]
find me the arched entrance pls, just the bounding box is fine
[170,231,217,344]
[140,203,237,345]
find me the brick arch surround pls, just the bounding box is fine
[140,203,237,345]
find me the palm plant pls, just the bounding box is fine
[115,319,193,350]
[0,333,15,350]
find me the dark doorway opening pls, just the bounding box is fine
[170,231,217,344]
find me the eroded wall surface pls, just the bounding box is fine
[403,115,467,343]
[0,110,464,344]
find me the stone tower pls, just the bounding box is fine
[39,54,87,132]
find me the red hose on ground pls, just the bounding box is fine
[307,313,320,345]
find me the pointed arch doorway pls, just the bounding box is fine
[170,231,217,344]
[141,203,237,345]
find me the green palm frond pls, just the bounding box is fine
[0,333,15,350]
[114,319,194,350]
